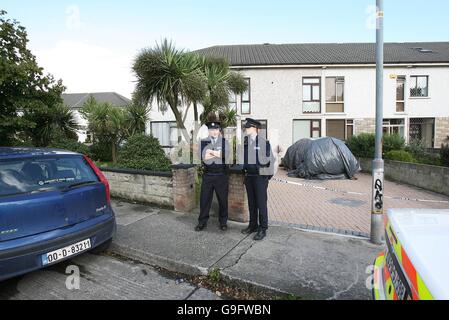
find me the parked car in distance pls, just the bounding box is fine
[372,208,449,300]
[0,147,116,281]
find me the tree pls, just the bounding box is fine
[80,98,127,164]
[133,39,248,144]
[22,103,78,146]
[133,39,207,142]
[197,56,247,127]
[0,10,66,145]
[124,102,150,137]
[219,106,238,128]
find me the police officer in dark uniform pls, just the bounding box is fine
[195,121,231,232]
[241,118,275,241]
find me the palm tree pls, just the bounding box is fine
[219,106,238,128]
[23,103,79,147]
[125,102,150,137]
[133,39,207,142]
[197,56,248,127]
[53,104,79,140]
[81,100,126,164]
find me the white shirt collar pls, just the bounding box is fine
[250,134,257,142]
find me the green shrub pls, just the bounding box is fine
[405,140,441,166]
[422,153,442,166]
[385,150,415,163]
[440,144,449,167]
[405,139,426,158]
[89,142,113,162]
[405,139,426,156]
[9,139,35,147]
[117,134,171,171]
[347,133,407,158]
[383,134,405,154]
[49,137,91,157]
[346,133,375,158]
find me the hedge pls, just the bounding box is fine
[117,134,171,172]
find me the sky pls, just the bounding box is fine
[2,0,449,98]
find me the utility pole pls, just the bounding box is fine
[371,0,385,244]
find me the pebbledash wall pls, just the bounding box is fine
[100,166,249,222]
[359,158,449,197]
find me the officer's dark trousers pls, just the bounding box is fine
[244,175,269,231]
[198,174,229,226]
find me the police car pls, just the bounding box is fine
[373,208,449,300]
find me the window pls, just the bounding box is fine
[293,120,321,143]
[382,119,405,138]
[0,156,98,197]
[409,118,435,148]
[241,119,267,140]
[85,130,93,144]
[326,77,345,113]
[410,76,429,97]
[326,119,354,141]
[150,121,178,147]
[302,77,321,113]
[241,78,251,114]
[229,93,237,111]
[396,76,405,112]
[347,119,354,140]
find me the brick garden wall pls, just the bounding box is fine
[172,165,197,212]
[228,169,249,223]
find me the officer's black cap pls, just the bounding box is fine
[206,121,221,129]
[244,118,262,129]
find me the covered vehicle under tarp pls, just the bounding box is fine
[282,137,360,180]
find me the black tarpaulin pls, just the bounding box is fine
[282,137,360,180]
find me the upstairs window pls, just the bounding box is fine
[396,76,406,112]
[241,78,251,114]
[410,76,429,97]
[326,77,345,113]
[302,77,321,113]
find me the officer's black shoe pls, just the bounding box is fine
[220,225,228,231]
[253,230,267,241]
[241,226,258,234]
[195,224,206,232]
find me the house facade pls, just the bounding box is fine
[147,42,449,156]
[62,92,131,143]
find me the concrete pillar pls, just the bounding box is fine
[172,164,197,212]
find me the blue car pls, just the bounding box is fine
[0,147,116,281]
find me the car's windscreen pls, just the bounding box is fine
[0,156,99,197]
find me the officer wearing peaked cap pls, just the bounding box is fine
[195,120,231,232]
[241,118,275,241]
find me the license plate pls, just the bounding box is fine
[385,251,405,298]
[385,233,412,300]
[42,239,91,266]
